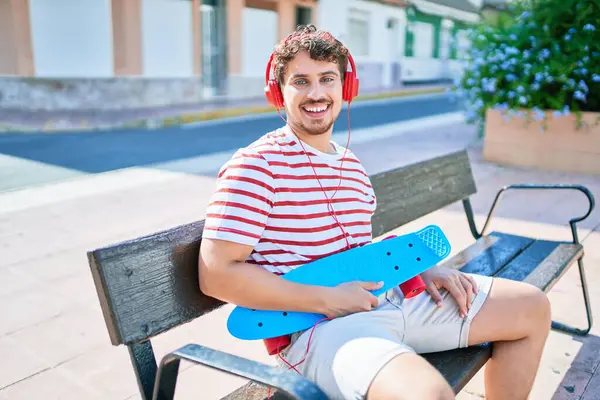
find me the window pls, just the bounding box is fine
[347,8,369,57]
[295,6,311,26]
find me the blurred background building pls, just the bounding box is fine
[0,0,501,111]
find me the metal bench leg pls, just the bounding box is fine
[551,257,593,336]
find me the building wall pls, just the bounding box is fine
[227,0,318,98]
[0,0,206,112]
[29,0,114,77]
[317,0,406,89]
[242,7,278,79]
[403,8,444,82]
[141,0,195,77]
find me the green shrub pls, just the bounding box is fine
[455,0,600,131]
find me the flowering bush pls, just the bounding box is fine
[455,0,600,132]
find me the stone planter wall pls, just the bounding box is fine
[483,108,600,175]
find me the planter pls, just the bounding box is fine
[482,108,600,175]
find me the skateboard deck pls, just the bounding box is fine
[227,225,451,340]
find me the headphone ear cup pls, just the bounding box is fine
[343,71,359,102]
[265,79,284,109]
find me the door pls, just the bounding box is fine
[200,0,226,97]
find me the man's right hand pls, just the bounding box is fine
[320,281,384,318]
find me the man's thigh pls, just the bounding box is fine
[467,276,551,345]
[398,273,495,353]
[277,308,413,400]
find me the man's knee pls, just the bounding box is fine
[366,353,454,400]
[523,283,551,329]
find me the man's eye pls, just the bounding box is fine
[322,77,334,82]
[295,79,307,85]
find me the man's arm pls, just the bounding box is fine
[198,238,383,317]
[198,237,330,314]
[198,151,380,318]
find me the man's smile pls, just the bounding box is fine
[301,103,331,119]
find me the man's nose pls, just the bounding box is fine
[307,81,326,99]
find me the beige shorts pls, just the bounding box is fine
[276,273,494,400]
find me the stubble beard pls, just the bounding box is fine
[290,106,339,137]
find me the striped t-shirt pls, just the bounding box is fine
[202,125,377,275]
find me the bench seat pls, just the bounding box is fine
[219,231,584,399]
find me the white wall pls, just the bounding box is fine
[141,0,194,77]
[401,18,444,82]
[241,7,278,77]
[402,58,445,81]
[29,0,113,77]
[318,0,406,87]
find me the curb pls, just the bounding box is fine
[1,85,452,134]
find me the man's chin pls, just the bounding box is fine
[301,120,334,136]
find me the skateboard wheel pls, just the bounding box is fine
[400,275,427,298]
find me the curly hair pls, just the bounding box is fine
[271,25,350,87]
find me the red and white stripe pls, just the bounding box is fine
[203,127,376,274]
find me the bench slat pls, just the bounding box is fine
[88,220,226,346]
[449,232,534,276]
[371,150,476,238]
[495,239,583,291]
[422,344,492,393]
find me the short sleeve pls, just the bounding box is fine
[202,151,275,247]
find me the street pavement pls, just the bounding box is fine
[0,92,459,193]
[1,108,599,399]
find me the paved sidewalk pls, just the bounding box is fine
[0,121,599,399]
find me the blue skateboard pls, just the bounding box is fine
[227,225,451,340]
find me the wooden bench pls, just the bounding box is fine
[87,149,595,400]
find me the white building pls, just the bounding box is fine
[317,0,479,89]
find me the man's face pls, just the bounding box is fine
[281,50,343,137]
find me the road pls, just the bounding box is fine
[0,92,461,193]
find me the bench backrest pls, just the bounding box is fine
[87,149,476,346]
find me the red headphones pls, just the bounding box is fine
[264,51,360,109]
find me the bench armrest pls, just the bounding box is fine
[153,343,327,400]
[463,184,595,244]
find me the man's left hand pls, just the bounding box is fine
[420,266,479,319]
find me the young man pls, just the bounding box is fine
[199,25,551,400]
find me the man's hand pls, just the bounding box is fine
[320,281,384,319]
[420,266,478,319]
